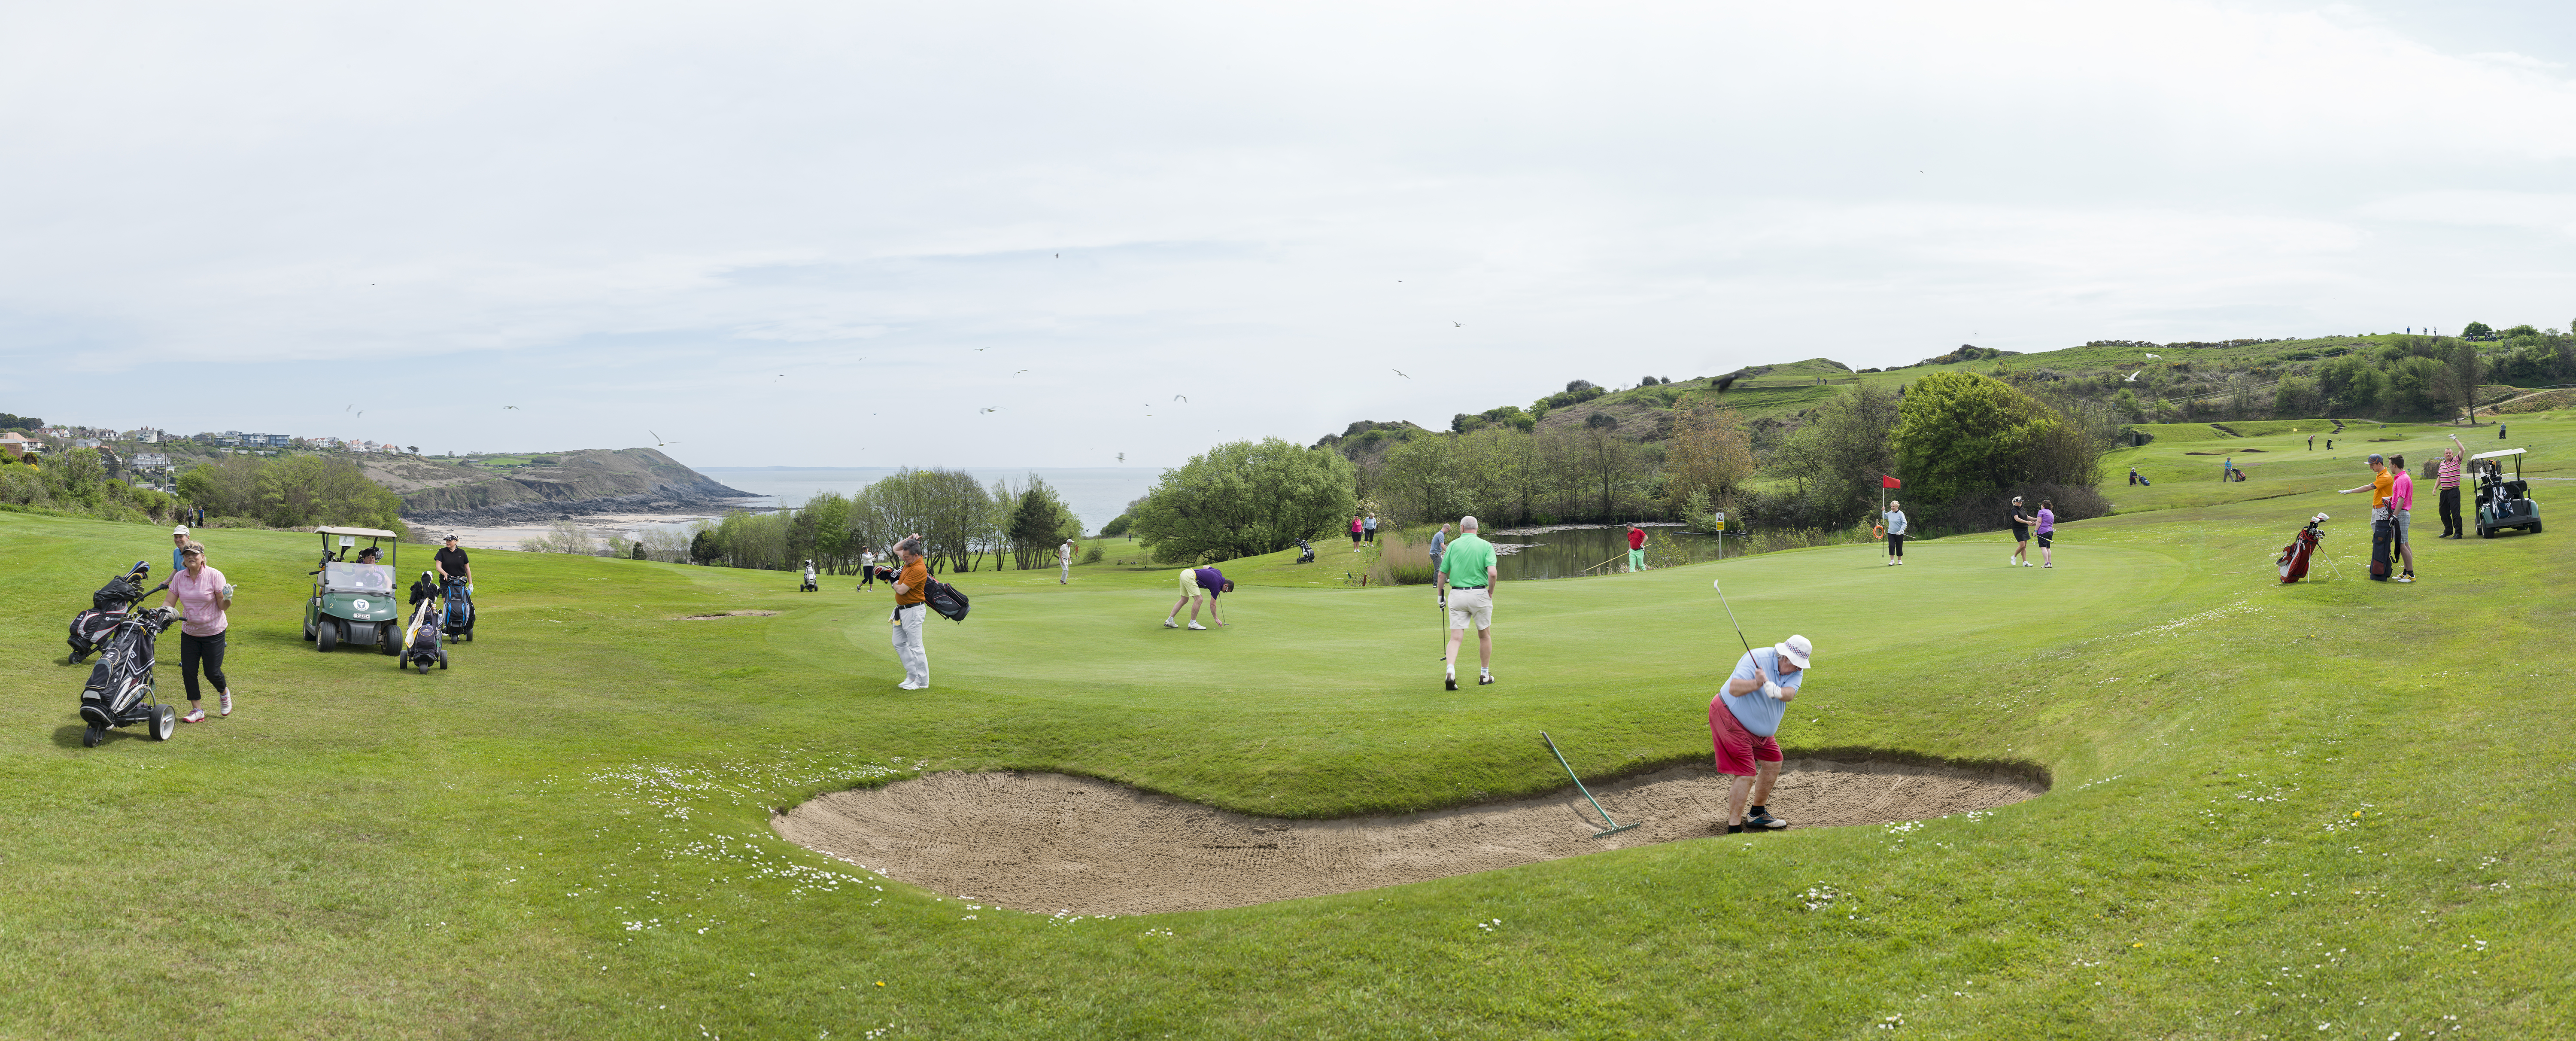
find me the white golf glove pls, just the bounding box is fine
[1762,681,1784,700]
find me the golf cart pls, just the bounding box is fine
[2471,448,2542,538]
[304,526,404,654]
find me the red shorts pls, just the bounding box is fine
[1709,696,1782,777]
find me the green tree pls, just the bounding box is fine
[1660,404,1756,518]
[49,447,107,508]
[2272,375,2321,418]
[1130,438,1358,564]
[2462,321,2492,338]
[1768,384,1903,521]
[1889,372,2096,505]
[1100,512,1132,538]
[1005,475,1080,569]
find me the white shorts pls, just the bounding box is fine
[1447,587,1492,631]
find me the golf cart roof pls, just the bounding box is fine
[315,526,400,539]
[2470,449,2526,461]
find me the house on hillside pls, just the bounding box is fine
[134,452,172,469]
[0,432,40,459]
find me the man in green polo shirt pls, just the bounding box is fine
[1437,514,1500,691]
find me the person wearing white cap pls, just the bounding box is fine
[1710,634,1812,833]
[1059,538,1075,584]
[170,524,193,576]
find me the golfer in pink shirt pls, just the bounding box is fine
[160,544,235,721]
[2389,454,2415,583]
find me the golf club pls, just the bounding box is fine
[1711,578,1753,654]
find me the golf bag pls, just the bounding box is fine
[2369,513,2393,580]
[441,574,475,641]
[401,571,449,672]
[2275,513,2328,584]
[799,562,819,593]
[79,605,178,740]
[1295,539,1315,564]
[68,563,153,664]
[923,578,970,622]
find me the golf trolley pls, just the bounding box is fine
[68,560,153,664]
[799,560,820,593]
[398,570,451,673]
[75,577,182,747]
[304,526,403,655]
[2470,448,2541,538]
[1294,539,1315,564]
[441,573,476,642]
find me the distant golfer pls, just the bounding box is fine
[1428,523,1450,604]
[1625,524,1649,572]
[1438,515,1498,690]
[1882,501,1907,566]
[1163,565,1233,630]
[169,524,191,575]
[1059,538,1075,584]
[2221,457,2235,481]
[2308,434,2315,451]
[1364,513,1378,544]
[886,537,931,689]
[1350,514,1363,551]
[2008,496,2035,567]
[2035,499,2057,568]
[856,545,876,589]
[1712,634,1813,833]
[2336,454,2396,583]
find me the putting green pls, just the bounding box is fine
[3,414,2570,1038]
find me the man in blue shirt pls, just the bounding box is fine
[1710,635,1813,833]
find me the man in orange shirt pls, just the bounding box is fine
[886,537,932,689]
[2337,454,2396,583]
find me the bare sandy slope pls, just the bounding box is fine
[776,761,2041,915]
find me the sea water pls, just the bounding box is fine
[693,466,1162,535]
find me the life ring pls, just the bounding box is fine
[1872,524,1886,540]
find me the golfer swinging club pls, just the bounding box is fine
[1712,634,1814,832]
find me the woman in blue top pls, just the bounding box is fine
[1881,501,1908,566]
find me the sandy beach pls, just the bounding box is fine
[415,510,730,551]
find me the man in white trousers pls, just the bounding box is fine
[1060,538,1075,584]
[887,537,931,690]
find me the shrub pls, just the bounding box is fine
[1131,438,1357,565]
[1082,544,1104,564]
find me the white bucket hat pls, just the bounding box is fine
[1775,634,1813,669]
[172,524,190,536]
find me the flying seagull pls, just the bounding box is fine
[650,429,677,447]
[504,405,519,410]
[979,407,999,414]
[2145,353,2160,359]
[1392,369,1410,379]
[1014,369,1030,376]
[1452,322,1461,328]
[1173,395,1188,403]
[2123,370,2141,382]
[1117,453,1125,463]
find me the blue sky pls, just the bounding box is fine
[3,1,2571,467]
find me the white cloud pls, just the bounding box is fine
[4,0,2574,463]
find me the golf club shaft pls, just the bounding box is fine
[1714,587,1754,654]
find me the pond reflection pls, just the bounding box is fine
[1478,524,1731,581]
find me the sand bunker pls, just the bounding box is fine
[775,761,2042,915]
[680,610,780,619]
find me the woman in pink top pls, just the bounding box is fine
[2389,454,2415,583]
[160,544,235,721]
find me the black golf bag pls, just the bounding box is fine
[441,574,475,641]
[79,605,179,745]
[2369,512,2393,580]
[1295,539,1315,563]
[923,578,970,622]
[68,563,153,664]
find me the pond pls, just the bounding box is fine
[1478,524,1734,581]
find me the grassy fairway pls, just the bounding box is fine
[5,419,2572,1038]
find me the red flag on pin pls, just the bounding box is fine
[1882,475,1902,489]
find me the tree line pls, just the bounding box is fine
[654,469,1083,574]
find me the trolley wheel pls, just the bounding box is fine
[437,651,449,670]
[416,657,431,675]
[83,724,104,748]
[316,620,339,652]
[147,705,175,741]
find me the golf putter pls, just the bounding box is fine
[1540,731,1640,838]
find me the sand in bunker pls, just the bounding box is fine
[775,761,2042,916]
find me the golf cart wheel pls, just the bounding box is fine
[316,620,339,652]
[378,623,398,654]
[82,725,103,748]
[147,705,175,741]
[2530,521,2542,534]
[2481,527,2495,539]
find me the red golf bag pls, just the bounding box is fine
[2276,513,2328,584]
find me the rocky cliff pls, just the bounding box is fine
[360,448,751,521]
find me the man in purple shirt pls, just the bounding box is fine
[1163,566,1235,630]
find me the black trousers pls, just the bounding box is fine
[1886,533,1905,557]
[179,631,228,701]
[2439,487,2463,537]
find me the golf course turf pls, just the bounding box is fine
[4,414,2570,1038]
